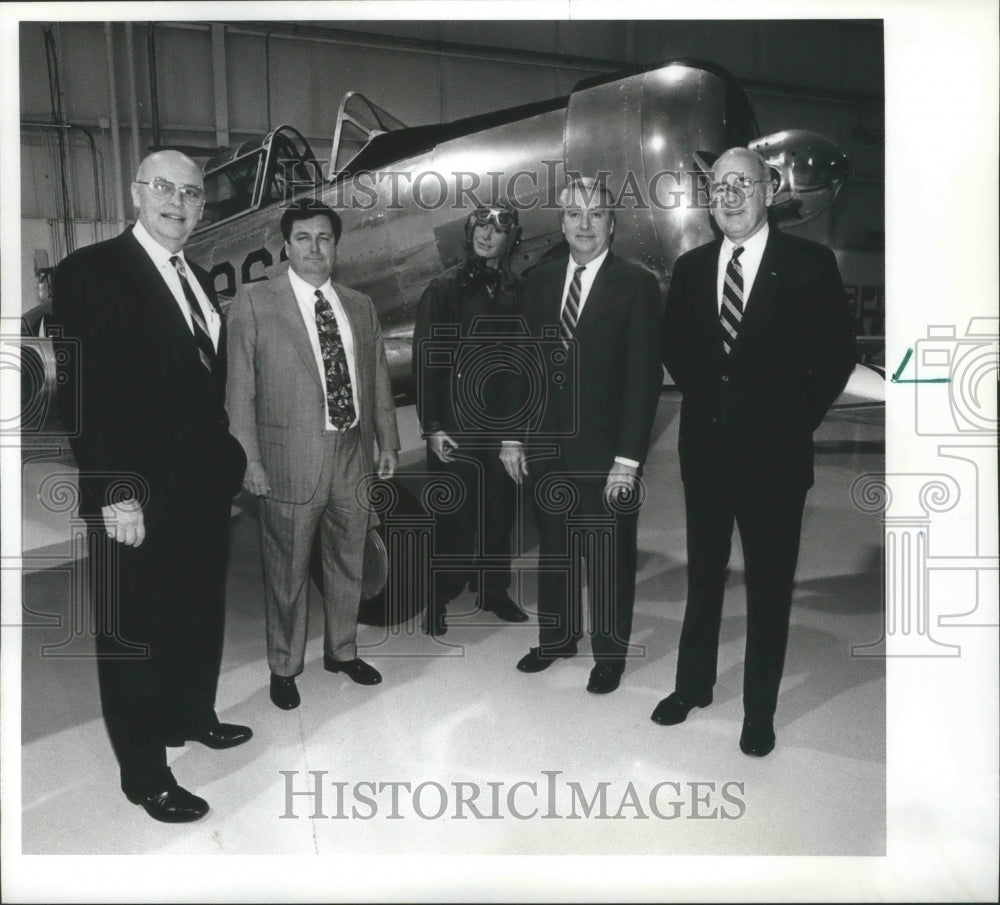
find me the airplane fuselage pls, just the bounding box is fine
[186,60,763,390]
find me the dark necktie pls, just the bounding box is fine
[170,255,215,371]
[314,289,357,430]
[560,264,586,349]
[720,245,745,355]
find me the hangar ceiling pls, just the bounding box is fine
[17,18,884,310]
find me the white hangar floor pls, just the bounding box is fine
[19,396,885,858]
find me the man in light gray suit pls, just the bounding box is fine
[227,200,399,710]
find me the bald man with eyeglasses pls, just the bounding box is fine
[52,150,251,823]
[652,147,855,756]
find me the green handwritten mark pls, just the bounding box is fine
[891,347,951,384]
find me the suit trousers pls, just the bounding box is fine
[260,426,368,676]
[89,489,231,799]
[531,454,639,666]
[426,443,515,604]
[674,477,807,722]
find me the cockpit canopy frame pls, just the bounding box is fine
[195,124,322,232]
[328,91,407,178]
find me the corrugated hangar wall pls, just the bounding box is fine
[18,19,884,314]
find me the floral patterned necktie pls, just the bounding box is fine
[314,289,356,430]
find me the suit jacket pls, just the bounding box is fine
[662,227,855,490]
[225,268,400,505]
[51,227,246,521]
[516,251,663,474]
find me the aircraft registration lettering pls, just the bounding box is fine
[211,245,285,299]
[242,248,273,284]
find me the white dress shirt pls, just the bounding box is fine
[288,266,360,430]
[716,222,769,314]
[132,220,221,348]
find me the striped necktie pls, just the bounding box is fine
[170,255,215,372]
[560,264,586,349]
[720,245,745,355]
[314,289,357,430]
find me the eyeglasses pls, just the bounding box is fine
[474,207,517,230]
[135,177,206,206]
[710,175,767,199]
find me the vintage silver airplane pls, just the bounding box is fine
[181,57,882,400]
[22,57,883,429]
[20,57,884,620]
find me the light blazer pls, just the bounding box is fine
[662,227,855,490]
[516,251,663,473]
[226,268,400,505]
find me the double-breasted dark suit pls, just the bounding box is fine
[52,227,247,799]
[662,227,854,722]
[518,252,662,665]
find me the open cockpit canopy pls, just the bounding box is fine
[196,125,322,230]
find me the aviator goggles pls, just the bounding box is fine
[473,207,517,230]
[135,177,206,206]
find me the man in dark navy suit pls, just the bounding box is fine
[652,147,855,756]
[52,151,250,822]
[501,178,663,695]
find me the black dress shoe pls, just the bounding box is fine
[739,719,776,757]
[128,786,209,823]
[270,674,300,710]
[323,656,382,685]
[650,690,713,725]
[478,591,529,623]
[168,723,254,749]
[586,663,623,694]
[191,723,253,749]
[421,602,447,637]
[516,645,577,673]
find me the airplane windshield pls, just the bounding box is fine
[329,92,407,177]
[196,125,321,231]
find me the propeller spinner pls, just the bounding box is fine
[750,129,850,225]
